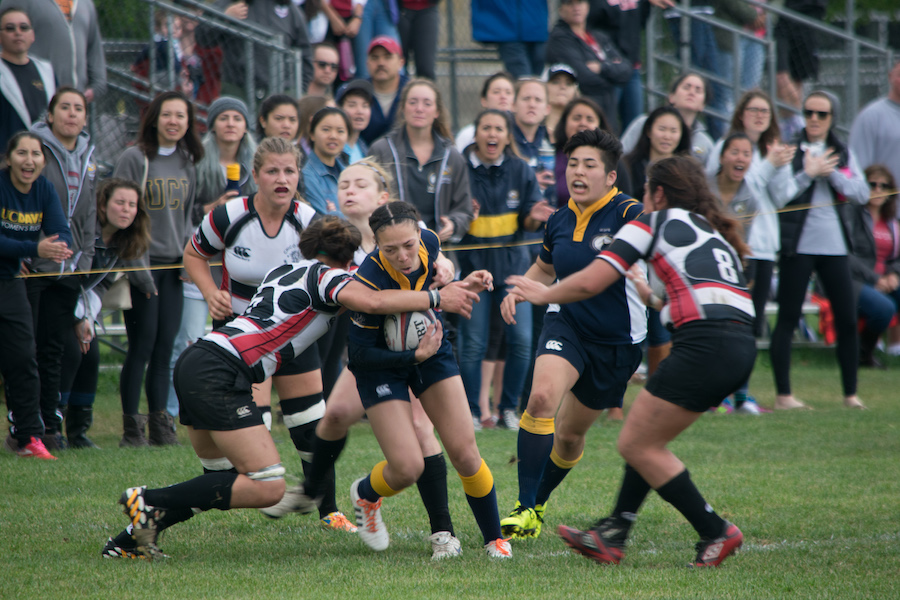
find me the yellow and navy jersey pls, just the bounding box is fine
[540,189,647,345]
[599,208,755,329]
[458,151,544,281]
[350,227,443,354]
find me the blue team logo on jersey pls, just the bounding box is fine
[507,190,520,210]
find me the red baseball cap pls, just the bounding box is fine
[368,35,401,56]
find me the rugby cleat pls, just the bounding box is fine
[692,521,743,567]
[119,486,166,560]
[101,535,169,560]
[533,503,546,538]
[429,531,462,560]
[484,538,513,558]
[558,521,626,565]
[258,481,319,518]
[501,501,538,538]
[321,511,358,533]
[350,477,389,551]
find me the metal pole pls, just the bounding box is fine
[680,0,691,73]
[148,4,157,96]
[445,0,458,133]
[245,37,255,114]
[647,11,657,111]
[165,13,177,92]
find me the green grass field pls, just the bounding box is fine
[2,348,899,599]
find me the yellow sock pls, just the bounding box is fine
[370,460,400,497]
[458,459,494,498]
[519,410,554,435]
[549,447,582,470]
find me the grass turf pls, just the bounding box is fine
[1,348,899,599]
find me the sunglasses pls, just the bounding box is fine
[803,109,831,120]
[315,60,339,71]
[2,23,32,32]
[868,181,890,190]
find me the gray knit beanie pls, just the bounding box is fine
[207,96,251,127]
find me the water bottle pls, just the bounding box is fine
[225,163,241,194]
[538,142,555,173]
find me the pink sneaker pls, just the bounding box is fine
[14,436,57,460]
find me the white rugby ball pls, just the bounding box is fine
[384,310,438,352]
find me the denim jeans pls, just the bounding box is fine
[166,294,210,416]
[497,42,546,78]
[858,283,900,334]
[666,17,728,139]
[613,67,644,135]
[740,36,766,90]
[459,287,533,417]
[351,0,399,80]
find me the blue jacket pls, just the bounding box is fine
[301,151,346,216]
[471,0,549,43]
[458,148,543,281]
[360,73,409,146]
[0,171,72,279]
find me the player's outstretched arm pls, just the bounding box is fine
[336,280,478,318]
[507,258,621,306]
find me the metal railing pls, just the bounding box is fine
[645,0,894,137]
[94,0,303,172]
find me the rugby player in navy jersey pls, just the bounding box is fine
[508,155,756,567]
[499,128,646,539]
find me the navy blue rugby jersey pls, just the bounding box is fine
[350,227,442,350]
[539,189,647,344]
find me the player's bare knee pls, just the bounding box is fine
[391,458,425,488]
[525,387,557,418]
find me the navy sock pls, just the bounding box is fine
[465,485,502,545]
[356,475,380,503]
[516,427,554,506]
[535,459,571,507]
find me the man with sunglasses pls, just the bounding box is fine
[0,0,105,102]
[307,43,340,98]
[0,8,54,152]
[849,58,900,185]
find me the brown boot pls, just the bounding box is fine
[148,411,180,446]
[119,414,149,447]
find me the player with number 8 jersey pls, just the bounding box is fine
[507,155,756,567]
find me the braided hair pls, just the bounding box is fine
[299,215,361,265]
[369,201,421,241]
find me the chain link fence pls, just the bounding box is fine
[93,0,303,174]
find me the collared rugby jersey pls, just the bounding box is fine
[191,194,317,314]
[539,189,647,344]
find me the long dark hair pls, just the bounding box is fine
[471,108,521,159]
[647,156,750,258]
[258,94,299,139]
[309,107,351,151]
[864,164,898,221]
[137,91,204,163]
[730,90,780,158]
[96,178,152,260]
[625,106,690,166]
[553,97,610,152]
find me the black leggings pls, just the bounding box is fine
[0,278,43,442]
[744,258,775,338]
[60,327,100,406]
[120,265,183,414]
[25,278,79,433]
[770,254,858,396]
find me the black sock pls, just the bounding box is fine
[610,463,652,527]
[307,435,346,515]
[142,472,238,512]
[281,395,331,517]
[415,453,453,535]
[654,470,725,540]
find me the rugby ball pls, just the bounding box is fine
[384,310,438,352]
